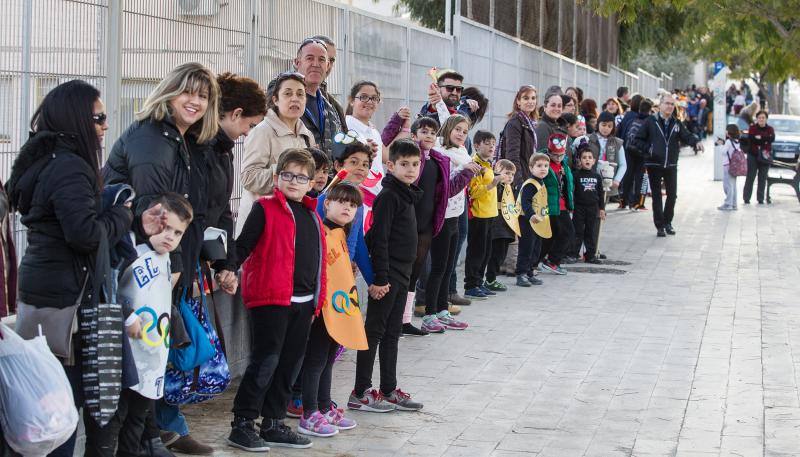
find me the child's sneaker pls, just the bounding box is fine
[298,411,338,438]
[347,388,395,413]
[541,261,567,275]
[516,275,532,287]
[585,257,602,264]
[286,397,303,418]
[484,280,507,292]
[259,420,312,449]
[228,416,271,452]
[323,406,357,431]
[529,276,543,285]
[479,284,497,296]
[436,310,468,330]
[385,389,423,411]
[421,315,446,333]
[464,287,488,300]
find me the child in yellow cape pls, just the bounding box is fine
[298,182,365,437]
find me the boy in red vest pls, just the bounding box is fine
[228,148,327,452]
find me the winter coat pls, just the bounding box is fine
[501,113,538,189]
[237,109,315,236]
[9,131,132,308]
[534,115,568,153]
[415,148,473,237]
[103,117,208,288]
[747,123,775,163]
[543,157,575,216]
[202,130,237,272]
[631,113,700,169]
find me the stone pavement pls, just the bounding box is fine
[184,144,800,457]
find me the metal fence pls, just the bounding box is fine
[1,0,670,248]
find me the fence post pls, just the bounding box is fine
[245,0,260,79]
[453,0,461,70]
[342,8,351,104]
[103,0,122,154]
[445,0,452,36]
[405,25,411,107]
[19,0,32,148]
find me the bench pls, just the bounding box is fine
[767,161,800,204]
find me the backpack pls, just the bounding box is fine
[727,140,748,177]
[625,117,646,157]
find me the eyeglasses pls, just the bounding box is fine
[355,95,381,104]
[439,84,463,93]
[92,112,107,125]
[550,138,568,149]
[279,171,311,184]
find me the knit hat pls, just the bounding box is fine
[573,135,590,153]
[547,133,568,155]
[598,111,615,124]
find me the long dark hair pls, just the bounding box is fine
[30,80,102,188]
[462,86,488,125]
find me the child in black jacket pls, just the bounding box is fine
[349,139,425,413]
[571,145,606,263]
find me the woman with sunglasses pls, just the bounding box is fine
[236,72,315,236]
[104,62,221,456]
[7,80,164,457]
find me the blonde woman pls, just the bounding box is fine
[235,72,315,236]
[103,62,219,456]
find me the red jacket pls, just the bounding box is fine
[240,190,327,314]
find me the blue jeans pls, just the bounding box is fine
[448,207,468,294]
[156,399,189,436]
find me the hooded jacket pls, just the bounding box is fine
[10,131,133,308]
[202,130,237,272]
[366,174,422,286]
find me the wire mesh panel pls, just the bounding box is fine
[0,0,108,255]
[409,28,452,117]
[519,0,540,46]
[349,11,407,127]
[519,45,541,91]
[490,34,518,132]
[574,64,588,96]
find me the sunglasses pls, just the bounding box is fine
[279,171,311,185]
[92,113,107,125]
[299,37,328,51]
[439,85,463,93]
[334,130,360,145]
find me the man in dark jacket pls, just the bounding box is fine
[632,94,704,237]
[418,69,476,126]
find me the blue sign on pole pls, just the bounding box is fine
[713,61,725,76]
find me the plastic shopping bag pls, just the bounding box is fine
[0,323,78,456]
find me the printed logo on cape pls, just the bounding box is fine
[322,227,368,350]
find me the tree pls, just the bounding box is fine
[585,0,800,109]
[385,0,451,33]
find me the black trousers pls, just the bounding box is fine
[540,212,571,266]
[464,217,492,290]
[301,315,338,415]
[354,277,407,396]
[647,166,678,229]
[232,301,314,420]
[408,231,433,292]
[84,389,151,457]
[623,154,646,206]
[425,218,458,315]
[571,204,599,259]
[743,154,769,203]
[486,238,512,282]
[516,215,542,275]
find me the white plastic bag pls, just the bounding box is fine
[0,323,78,456]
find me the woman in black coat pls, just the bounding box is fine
[502,85,539,189]
[203,72,267,294]
[7,80,162,457]
[103,62,221,455]
[535,92,567,153]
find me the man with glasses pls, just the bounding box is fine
[294,38,345,160]
[631,93,704,237]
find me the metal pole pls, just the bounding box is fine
[453,0,461,70]
[405,26,412,107]
[246,0,260,79]
[342,8,350,107]
[103,0,122,153]
[489,0,495,28]
[515,0,521,37]
[445,0,452,35]
[19,0,32,146]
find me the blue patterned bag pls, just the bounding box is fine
[164,270,230,405]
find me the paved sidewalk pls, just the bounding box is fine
[185,146,800,456]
